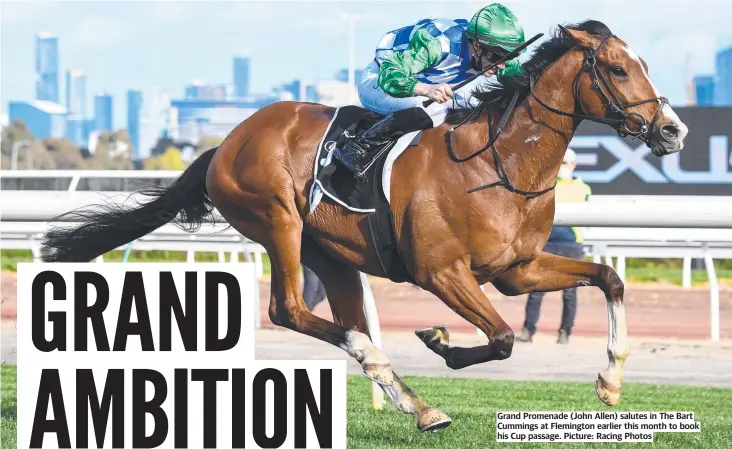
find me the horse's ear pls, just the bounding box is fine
[559,25,597,49]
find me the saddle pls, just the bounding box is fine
[309,105,422,284]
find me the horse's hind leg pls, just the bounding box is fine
[301,236,452,432]
[223,195,402,389]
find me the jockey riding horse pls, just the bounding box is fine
[333,3,527,178]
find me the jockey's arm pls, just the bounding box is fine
[378,28,525,98]
[378,28,443,98]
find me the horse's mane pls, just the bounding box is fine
[445,20,614,125]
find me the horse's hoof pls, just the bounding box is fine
[417,407,452,433]
[595,371,622,406]
[362,363,393,386]
[415,325,450,350]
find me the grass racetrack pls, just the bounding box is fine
[346,375,731,449]
[2,366,730,449]
[1,366,16,449]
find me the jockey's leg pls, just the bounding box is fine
[333,62,451,177]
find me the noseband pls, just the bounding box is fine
[447,32,668,198]
[529,33,668,147]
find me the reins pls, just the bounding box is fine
[447,32,667,199]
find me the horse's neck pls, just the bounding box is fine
[497,55,582,193]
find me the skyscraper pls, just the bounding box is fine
[36,32,59,103]
[127,90,143,155]
[335,68,363,85]
[233,56,250,99]
[65,70,86,116]
[94,93,114,131]
[127,88,171,159]
[693,75,716,106]
[715,46,732,106]
[9,101,67,139]
[280,80,302,101]
[185,80,229,100]
[66,117,85,147]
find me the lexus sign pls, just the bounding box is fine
[571,107,732,195]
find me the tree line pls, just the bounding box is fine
[1,120,223,171]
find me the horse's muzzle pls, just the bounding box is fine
[650,119,688,156]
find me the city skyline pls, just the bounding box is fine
[3,1,732,131]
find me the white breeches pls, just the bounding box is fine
[357,60,492,128]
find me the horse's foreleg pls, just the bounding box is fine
[493,251,628,406]
[300,237,451,432]
[415,262,515,369]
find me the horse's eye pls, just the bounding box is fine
[609,66,627,78]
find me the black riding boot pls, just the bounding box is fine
[332,114,406,177]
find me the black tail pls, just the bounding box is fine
[41,147,219,262]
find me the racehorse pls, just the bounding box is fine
[41,21,688,432]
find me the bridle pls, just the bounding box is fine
[530,33,668,147]
[448,32,667,198]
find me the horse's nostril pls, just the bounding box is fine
[661,124,680,139]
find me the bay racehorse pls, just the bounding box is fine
[42,21,688,432]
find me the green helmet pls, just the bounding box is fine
[466,4,525,54]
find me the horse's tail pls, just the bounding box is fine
[41,147,219,262]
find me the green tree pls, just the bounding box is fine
[1,120,36,169]
[44,138,84,169]
[83,130,134,169]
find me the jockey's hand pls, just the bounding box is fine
[415,82,453,104]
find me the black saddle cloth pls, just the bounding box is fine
[312,105,420,284]
[315,105,420,212]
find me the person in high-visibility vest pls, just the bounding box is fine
[516,147,591,344]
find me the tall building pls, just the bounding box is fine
[184,80,230,100]
[83,119,96,142]
[127,88,171,159]
[172,98,272,144]
[94,93,114,131]
[715,46,732,106]
[280,80,302,101]
[65,116,85,147]
[693,75,716,106]
[233,56,250,99]
[36,32,59,103]
[305,84,319,102]
[9,100,67,139]
[127,90,142,154]
[335,68,364,85]
[65,70,86,116]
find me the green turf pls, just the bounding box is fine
[1,249,272,275]
[2,367,729,448]
[5,249,732,287]
[346,375,732,449]
[625,266,732,287]
[1,365,16,449]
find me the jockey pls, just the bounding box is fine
[333,3,526,177]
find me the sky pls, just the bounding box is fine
[2,0,732,130]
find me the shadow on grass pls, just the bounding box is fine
[1,406,16,420]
